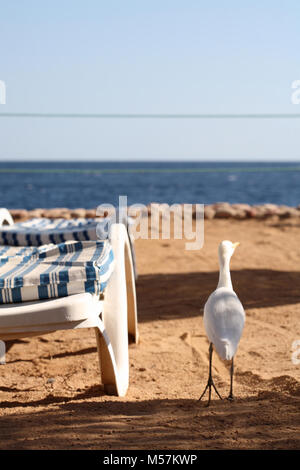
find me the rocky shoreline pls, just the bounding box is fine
[202,202,300,220]
[7,202,300,222]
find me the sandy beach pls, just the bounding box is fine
[0,216,299,450]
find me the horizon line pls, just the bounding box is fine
[0,165,300,174]
[0,159,300,163]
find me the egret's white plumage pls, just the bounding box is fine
[204,287,245,360]
[199,240,245,405]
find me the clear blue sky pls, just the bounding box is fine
[0,0,299,161]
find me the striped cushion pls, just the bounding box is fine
[0,240,114,304]
[0,218,100,246]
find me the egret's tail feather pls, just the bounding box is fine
[217,339,233,361]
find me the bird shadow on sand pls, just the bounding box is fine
[136,269,300,323]
[0,389,299,450]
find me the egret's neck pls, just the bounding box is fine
[217,255,233,289]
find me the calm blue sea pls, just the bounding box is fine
[0,161,300,209]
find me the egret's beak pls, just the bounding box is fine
[232,242,240,250]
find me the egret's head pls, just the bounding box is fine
[218,240,240,262]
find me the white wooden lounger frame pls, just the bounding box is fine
[0,208,138,397]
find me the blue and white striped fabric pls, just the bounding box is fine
[0,240,114,304]
[0,218,100,247]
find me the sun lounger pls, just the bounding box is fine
[0,210,138,279]
[0,209,138,396]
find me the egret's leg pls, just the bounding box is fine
[198,343,222,406]
[227,358,234,401]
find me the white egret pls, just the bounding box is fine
[199,240,245,406]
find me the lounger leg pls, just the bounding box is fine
[0,340,5,365]
[124,241,139,344]
[93,223,138,397]
[94,326,121,396]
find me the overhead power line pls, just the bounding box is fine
[0,113,300,119]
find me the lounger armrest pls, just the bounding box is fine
[0,208,14,227]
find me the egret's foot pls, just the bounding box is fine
[198,377,222,407]
[227,394,235,402]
